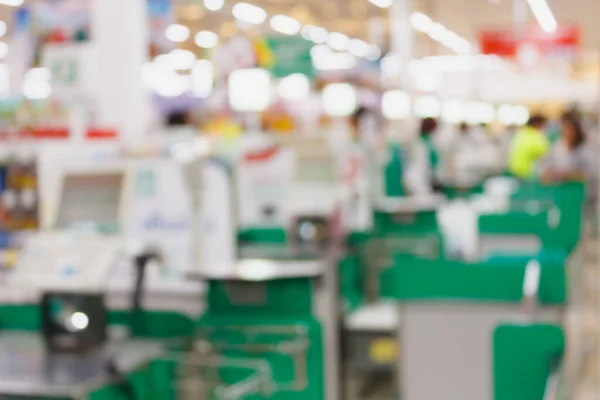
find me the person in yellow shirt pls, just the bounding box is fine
[508,115,550,179]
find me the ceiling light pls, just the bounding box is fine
[149,69,189,98]
[23,80,51,100]
[455,39,472,54]
[204,0,224,11]
[0,0,24,6]
[410,12,433,33]
[442,99,465,123]
[366,45,382,61]
[514,105,530,125]
[25,68,50,82]
[155,49,196,70]
[368,0,393,8]
[228,68,271,112]
[232,3,267,25]
[277,74,310,100]
[322,83,357,117]
[327,32,350,51]
[165,24,190,42]
[441,31,460,48]
[313,53,356,71]
[382,90,411,120]
[301,25,314,40]
[528,0,557,33]
[415,95,441,118]
[382,55,403,78]
[428,23,448,42]
[270,14,301,35]
[310,44,331,58]
[465,101,495,124]
[349,39,370,58]
[497,104,515,125]
[195,31,219,48]
[303,25,328,44]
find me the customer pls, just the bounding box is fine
[508,114,550,179]
[539,114,594,184]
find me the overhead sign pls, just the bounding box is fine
[480,25,580,59]
[266,36,314,78]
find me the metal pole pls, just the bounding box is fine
[390,0,415,139]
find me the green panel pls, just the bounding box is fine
[493,324,564,400]
[346,231,372,248]
[196,316,324,400]
[0,305,194,339]
[384,143,405,197]
[381,255,566,304]
[207,279,313,317]
[479,181,585,255]
[238,228,287,245]
[373,210,438,236]
[266,36,314,78]
[0,304,40,331]
[479,211,550,235]
[109,310,195,339]
[443,184,484,199]
[339,255,364,313]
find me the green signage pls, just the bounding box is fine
[266,36,314,79]
[51,57,78,87]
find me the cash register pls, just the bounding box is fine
[13,163,134,353]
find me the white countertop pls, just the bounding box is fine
[345,301,400,332]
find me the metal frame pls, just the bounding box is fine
[195,324,310,392]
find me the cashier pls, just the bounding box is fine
[403,118,441,194]
[539,114,594,184]
[508,114,550,179]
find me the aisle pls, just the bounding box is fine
[574,233,599,399]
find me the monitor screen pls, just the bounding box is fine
[57,172,124,231]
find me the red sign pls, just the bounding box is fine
[480,25,580,58]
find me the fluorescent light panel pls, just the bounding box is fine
[232,3,267,24]
[528,0,557,33]
[270,14,301,35]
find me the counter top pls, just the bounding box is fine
[191,257,329,281]
[374,195,446,213]
[0,333,163,397]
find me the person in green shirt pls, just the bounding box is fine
[508,114,550,179]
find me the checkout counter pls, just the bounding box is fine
[0,144,206,399]
[379,181,587,400]
[187,134,345,400]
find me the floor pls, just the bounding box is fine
[573,232,598,399]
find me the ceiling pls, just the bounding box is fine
[173,0,600,58]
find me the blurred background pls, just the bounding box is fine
[0,1,596,400]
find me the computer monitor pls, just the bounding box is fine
[51,165,130,233]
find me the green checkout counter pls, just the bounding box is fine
[379,182,587,400]
[343,194,445,399]
[190,224,344,400]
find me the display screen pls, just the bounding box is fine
[57,173,124,231]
